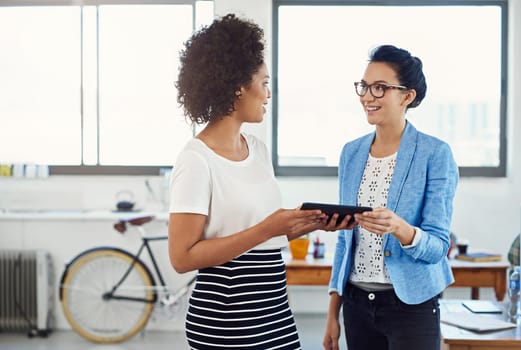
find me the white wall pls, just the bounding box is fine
[1,0,520,329]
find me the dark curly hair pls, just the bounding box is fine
[369,45,427,109]
[176,14,265,124]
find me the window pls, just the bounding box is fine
[273,0,507,177]
[0,1,214,175]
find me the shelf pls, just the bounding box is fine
[0,209,168,221]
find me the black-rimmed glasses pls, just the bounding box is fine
[354,81,408,98]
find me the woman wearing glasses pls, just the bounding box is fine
[322,45,459,350]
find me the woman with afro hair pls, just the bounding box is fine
[168,14,327,349]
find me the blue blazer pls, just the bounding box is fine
[329,121,459,304]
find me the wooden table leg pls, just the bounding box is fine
[495,272,507,301]
[471,287,480,300]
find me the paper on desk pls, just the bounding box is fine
[441,312,517,332]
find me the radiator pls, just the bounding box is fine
[0,250,55,336]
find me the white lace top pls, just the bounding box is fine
[349,152,396,285]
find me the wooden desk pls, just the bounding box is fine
[449,259,509,301]
[440,299,521,350]
[284,254,333,285]
[284,254,509,301]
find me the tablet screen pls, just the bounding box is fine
[301,202,372,224]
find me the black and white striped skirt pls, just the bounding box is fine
[185,249,301,350]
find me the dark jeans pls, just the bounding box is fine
[342,283,440,350]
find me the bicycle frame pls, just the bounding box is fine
[59,223,173,305]
[104,232,169,304]
[59,217,197,343]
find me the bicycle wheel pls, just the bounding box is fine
[60,247,156,343]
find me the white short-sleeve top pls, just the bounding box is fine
[169,133,287,250]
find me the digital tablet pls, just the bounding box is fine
[300,202,373,224]
[462,300,503,314]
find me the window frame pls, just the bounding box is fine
[272,0,508,177]
[0,0,206,176]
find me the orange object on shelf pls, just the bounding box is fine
[289,238,310,259]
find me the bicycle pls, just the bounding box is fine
[59,215,196,343]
